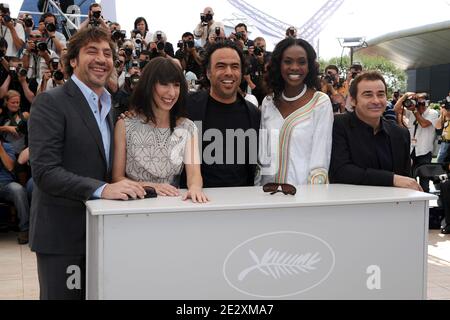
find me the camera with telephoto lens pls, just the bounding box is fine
[112,30,126,42]
[200,13,213,25]
[36,41,48,52]
[92,11,101,19]
[23,15,33,28]
[185,40,194,49]
[2,14,11,24]
[288,27,295,36]
[16,120,28,136]
[235,32,244,41]
[134,33,142,45]
[253,46,263,56]
[45,22,56,33]
[156,41,164,51]
[123,47,133,57]
[403,98,417,108]
[131,60,139,69]
[18,67,27,77]
[129,74,140,86]
[177,40,184,49]
[52,70,64,81]
[323,73,334,85]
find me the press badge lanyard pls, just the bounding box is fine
[411,120,419,149]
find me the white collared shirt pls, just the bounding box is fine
[404,107,439,156]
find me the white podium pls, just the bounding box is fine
[86,184,436,300]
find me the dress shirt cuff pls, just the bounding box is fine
[92,184,107,199]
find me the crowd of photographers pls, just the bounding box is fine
[0,2,450,244]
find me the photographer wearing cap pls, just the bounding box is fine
[21,29,58,82]
[436,92,450,163]
[79,3,108,30]
[0,3,25,58]
[37,13,66,56]
[194,6,225,47]
[394,92,439,192]
[148,30,174,60]
[175,32,203,78]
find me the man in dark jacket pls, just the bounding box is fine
[183,40,260,188]
[329,71,421,191]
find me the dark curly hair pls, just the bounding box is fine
[265,38,320,102]
[202,40,246,84]
[129,57,188,133]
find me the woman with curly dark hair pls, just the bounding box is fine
[259,38,333,186]
[112,57,208,202]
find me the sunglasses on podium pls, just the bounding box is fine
[263,183,297,195]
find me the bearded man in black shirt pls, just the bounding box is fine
[183,40,260,188]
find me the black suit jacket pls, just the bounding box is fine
[329,112,411,186]
[180,90,261,187]
[28,79,113,255]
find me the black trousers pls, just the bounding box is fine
[411,151,433,192]
[440,181,450,226]
[36,253,86,300]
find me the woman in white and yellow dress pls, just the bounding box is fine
[259,38,333,186]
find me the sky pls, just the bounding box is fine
[7,0,450,59]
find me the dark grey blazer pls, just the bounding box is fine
[28,79,113,255]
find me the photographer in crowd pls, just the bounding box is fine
[175,32,203,78]
[234,23,254,53]
[148,31,174,59]
[132,17,152,50]
[285,26,298,39]
[394,92,439,192]
[21,29,58,82]
[37,13,66,56]
[0,3,25,58]
[0,58,36,112]
[79,3,108,30]
[193,6,224,47]
[435,92,450,163]
[37,57,65,93]
[246,36,271,105]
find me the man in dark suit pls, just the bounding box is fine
[329,71,421,191]
[183,40,260,188]
[28,27,145,300]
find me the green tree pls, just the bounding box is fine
[319,54,407,96]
